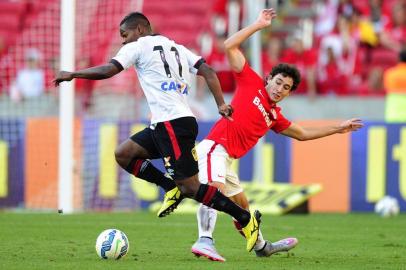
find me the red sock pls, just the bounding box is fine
[233,219,245,238]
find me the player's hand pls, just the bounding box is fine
[53,71,74,86]
[338,118,364,133]
[218,104,234,121]
[256,9,277,29]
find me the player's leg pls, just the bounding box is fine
[230,192,298,257]
[196,182,225,240]
[115,128,182,217]
[255,238,299,257]
[178,176,261,251]
[192,202,225,261]
[192,183,225,261]
[223,163,290,255]
[156,120,249,226]
[192,140,228,261]
[194,140,226,240]
[153,117,261,251]
[230,192,266,250]
[192,182,225,260]
[114,128,177,192]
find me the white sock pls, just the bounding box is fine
[253,229,266,251]
[197,203,218,239]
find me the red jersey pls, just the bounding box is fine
[206,62,291,158]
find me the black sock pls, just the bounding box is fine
[195,184,250,227]
[125,159,176,192]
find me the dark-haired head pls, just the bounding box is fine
[119,12,152,44]
[265,63,301,103]
[270,63,301,91]
[120,12,151,29]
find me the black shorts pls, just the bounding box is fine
[130,117,199,180]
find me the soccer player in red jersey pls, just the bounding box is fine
[190,9,364,262]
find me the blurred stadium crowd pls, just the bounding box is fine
[203,0,406,98]
[0,0,405,118]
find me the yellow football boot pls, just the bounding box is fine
[157,186,183,217]
[241,210,262,251]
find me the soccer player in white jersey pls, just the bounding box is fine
[54,12,262,253]
[189,9,364,262]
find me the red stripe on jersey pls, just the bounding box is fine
[132,159,144,176]
[202,185,217,205]
[164,121,181,160]
[207,142,218,183]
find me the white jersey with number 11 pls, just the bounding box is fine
[112,35,202,124]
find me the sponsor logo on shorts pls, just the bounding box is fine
[191,147,198,161]
[164,156,171,167]
[166,168,174,177]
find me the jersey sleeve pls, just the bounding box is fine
[111,42,141,70]
[271,108,291,133]
[234,60,263,85]
[178,45,203,74]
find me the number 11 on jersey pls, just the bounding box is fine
[153,45,183,78]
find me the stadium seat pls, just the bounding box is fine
[174,1,209,16]
[371,48,398,67]
[143,0,211,51]
[143,2,172,15]
[0,30,17,47]
[0,14,22,31]
[164,28,198,48]
[0,1,27,15]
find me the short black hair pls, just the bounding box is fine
[400,49,406,62]
[270,63,301,91]
[120,12,151,30]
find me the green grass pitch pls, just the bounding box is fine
[0,211,405,270]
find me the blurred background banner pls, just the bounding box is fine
[351,122,406,212]
[0,0,405,213]
[1,118,405,213]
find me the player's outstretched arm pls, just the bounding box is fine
[224,8,276,72]
[53,63,121,86]
[197,63,233,120]
[281,118,364,141]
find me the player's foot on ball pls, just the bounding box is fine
[255,238,298,257]
[191,237,226,262]
[157,186,184,218]
[241,210,262,252]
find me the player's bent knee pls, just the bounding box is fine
[114,149,125,166]
[175,175,200,198]
[210,181,226,194]
[176,184,195,198]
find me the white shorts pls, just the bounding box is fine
[197,139,243,197]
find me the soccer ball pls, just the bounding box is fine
[95,229,129,259]
[374,196,400,217]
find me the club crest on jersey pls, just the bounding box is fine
[161,81,188,95]
[253,96,272,127]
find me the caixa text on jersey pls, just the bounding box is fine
[161,81,189,94]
